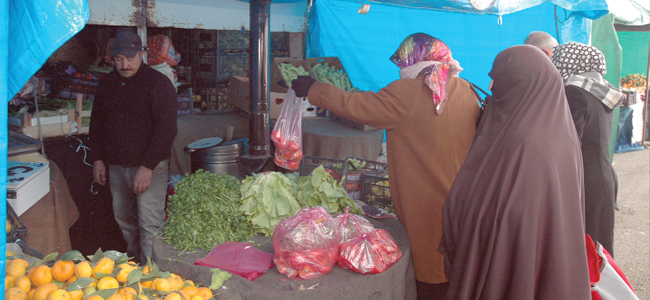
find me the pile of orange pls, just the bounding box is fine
[5,250,214,300]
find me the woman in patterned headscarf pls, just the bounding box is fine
[552,42,624,256]
[292,33,481,299]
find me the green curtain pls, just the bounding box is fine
[591,13,623,161]
[618,31,650,77]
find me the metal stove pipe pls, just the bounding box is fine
[248,0,271,158]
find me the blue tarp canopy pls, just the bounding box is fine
[308,0,609,93]
[1,0,88,275]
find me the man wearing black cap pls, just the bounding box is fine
[88,30,177,264]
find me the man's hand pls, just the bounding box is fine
[133,166,153,194]
[291,76,316,97]
[93,160,107,186]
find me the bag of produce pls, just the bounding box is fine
[147,35,181,67]
[271,89,303,170]
[273,206,341,280]
[333,207,375,243]
[195,241,274,281]
[338,227,402,275]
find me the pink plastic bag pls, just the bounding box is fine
[271,89,303,170]
[147,35,181,67]
[195,241,274,281]
[338,228,402,275]
[333,207,375,243]
[272,206,340,280]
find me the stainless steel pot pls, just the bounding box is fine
[184,137,249,179]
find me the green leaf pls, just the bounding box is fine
[209,268,231,290]
[89,288,118,300]
[103,250,129,264]
[127,269,143,286]
[41,252,59,264]
[90,248,104,264]
[60,250,86,262]
[65,277,96,291]
[52,279,65,288]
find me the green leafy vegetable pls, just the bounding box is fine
[209,268,232,290]
[164,170,255,251]
[294,165,361,215]
[239,172,303,236]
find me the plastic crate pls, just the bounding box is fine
[7,204,27,243]
[298,156,348,183]
[343,157,388,200]
[360,173,395,213]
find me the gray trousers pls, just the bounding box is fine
[109,160,168,263]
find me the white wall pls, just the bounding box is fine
[87,0,308,32]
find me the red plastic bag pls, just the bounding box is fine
[271,89,303,170]
[147,35,181,67]
[333,207,375,243]
[338,228,402,275]
[195,241,274,281]
[272,206,340,280]
[586,234,638,299]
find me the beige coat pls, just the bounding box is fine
[308,76,480,283]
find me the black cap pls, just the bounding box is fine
[111,31,142,58]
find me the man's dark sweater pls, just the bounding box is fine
[88,63,178,170]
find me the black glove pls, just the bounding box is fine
[291,76,316,97]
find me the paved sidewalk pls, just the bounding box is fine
[612,148,649,299]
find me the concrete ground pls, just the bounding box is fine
[612,148,649,299]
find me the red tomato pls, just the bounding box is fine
[285,160,300,170]
[84,74,94,80]
[271,130,284,144]
[72,72,83,78]
[274,155,286,167]
[286,140,300,152]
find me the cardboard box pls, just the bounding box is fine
[228,76,251,113]
[270,58,314,93]
[307,57,356,92]
[7,161,50,216]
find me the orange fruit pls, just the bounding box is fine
[73,262,92,279]
[115,264,136,283]
[65,276,77,285]
[52,261,75,282]
[136,295,148,300]
[6,287,28,300]
[152,278,170,292]
[92,258,114,278]
[196,288,212,300]
[106,293,126,300]
[141,265,152,275]
[6,274,16,290]
[165,293,181,300]
[96,277,119,290]
[14,275,31,293]
[9,259,30,269]
[7,263,27,278]
[86,296,104,300]
[46,289,71,300]
[183,280,194,287]
[28,265,53,287]
[27,288,35,300]
[190,296,204,300]
[179,286,198,299]
[32,283,58,300]
[67,290,82,300]
[140,280,153,289]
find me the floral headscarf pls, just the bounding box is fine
[389,33,462,114]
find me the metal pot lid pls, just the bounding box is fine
[185,137,223,152]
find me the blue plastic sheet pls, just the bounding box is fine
[1,0,88,278]
[330,0,608,16]
[7,0,89,99]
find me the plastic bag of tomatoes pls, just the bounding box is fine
[338,228,402,275]
[271,89,303,170]
[273,206,341,280]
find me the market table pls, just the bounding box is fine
[8,153,80,257]
[302,117,384,161]
[153,216,416,300]
[170,113,385,176]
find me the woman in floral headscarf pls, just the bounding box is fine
[552,42,625,256]
[292,33,481,299]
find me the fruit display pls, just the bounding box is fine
[4,249,214,300]
[620,73,647,93]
